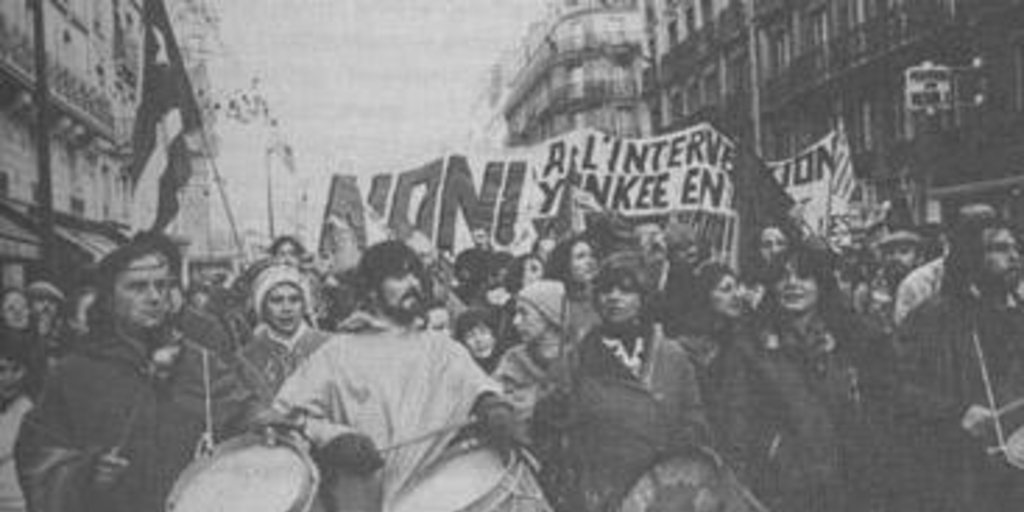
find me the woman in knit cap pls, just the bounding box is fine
[237,264,331,403]
[494,280,567,427]
[534,251,710,512]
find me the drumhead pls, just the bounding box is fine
[392,444,509,512]
[167,432,319,512]
[620,448,758,512]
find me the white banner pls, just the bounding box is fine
[767,125,854,237]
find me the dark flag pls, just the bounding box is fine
[127,0,203,233]
[728,130,798,275]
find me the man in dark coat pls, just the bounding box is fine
[896,215,1024,512]
[15,234,257,512]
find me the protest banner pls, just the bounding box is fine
[320,122,790,266]
[767,125,855,239]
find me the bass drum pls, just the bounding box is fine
[620,447,767,512]
[392,441,551,512]
[167,431,319,512]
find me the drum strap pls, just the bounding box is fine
[972,328,1009,455]
[193,347,216,460]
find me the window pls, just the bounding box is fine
[0,172,8,198]
[702,68,719,107]
[851,98,875,151]
[700,0,713,27]
[807,8,828,51]
[71,197,85,216]
[686,79,701,115]
[1016,40,1024,111]
[767,25,791,78]
[725,49,749,96]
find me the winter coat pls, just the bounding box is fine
[14,330,257,512]
[534,324,709,512]
[895,294,1024,512]
[720,316,896,512]
[236,324,332,403]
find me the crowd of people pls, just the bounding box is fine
[1,203,1023,512]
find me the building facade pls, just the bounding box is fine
[502,0,652,147]
[647,0,1024,228]
[0,0,223,289]
[0,0,144,287]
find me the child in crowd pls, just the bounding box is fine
[453,308,500,373]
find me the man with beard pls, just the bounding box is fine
[896,216,1024,512]
[14,234,256,512]
[272,240,521,511]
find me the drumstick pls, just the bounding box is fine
[378,418,477,454]
[996,397,1024,417]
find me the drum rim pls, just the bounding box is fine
[393,442,522,512]
[166,431,321,512]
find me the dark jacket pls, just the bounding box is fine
[535,323,709,512]
[720,316,895,512]
[895,294,1024,512]
[15,330,257,512]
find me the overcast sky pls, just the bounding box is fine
[208,0,544,238]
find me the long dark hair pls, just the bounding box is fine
[545,233,598,292]
[758,246,859,345]
[682,262,738,336]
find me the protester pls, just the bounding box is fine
[237,264,331,403]
[26,281,65,364]
[544,233,601,348]
[15,234,257,512]
[453,307,501,373]
[0,337,31,512]
[894,203,998,325]
[505,253,546,295]
[0,289,30,336]
[633,220,668,289]
[271,240,521,511]
[675,263,752,439]
[654,221,704,335]
[533,251,709,512]
[495,279,567,426]
[855,229,924,335]
[722,246,896,512]
[533,234,558,267]
[453,245,492,306]
[268,235,307,267]
[896,215,1024,512]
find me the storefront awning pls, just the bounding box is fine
[54,225,121,261]
[930,174,1024,199]
[0,211,41,260]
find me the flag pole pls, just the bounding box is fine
[32,0,56,276]
[265,143,277,240]
[745,0,762,155]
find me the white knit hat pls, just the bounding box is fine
[516,279,565,328]
[251,264,312,320]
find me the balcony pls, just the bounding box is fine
[506,31,642,113]
[0,13,115,140]
[540,78,639,120]
[761,1,958,112]
[660,22,718,85]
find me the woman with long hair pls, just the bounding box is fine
[723,246,896,512]
[544,234,601,349]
